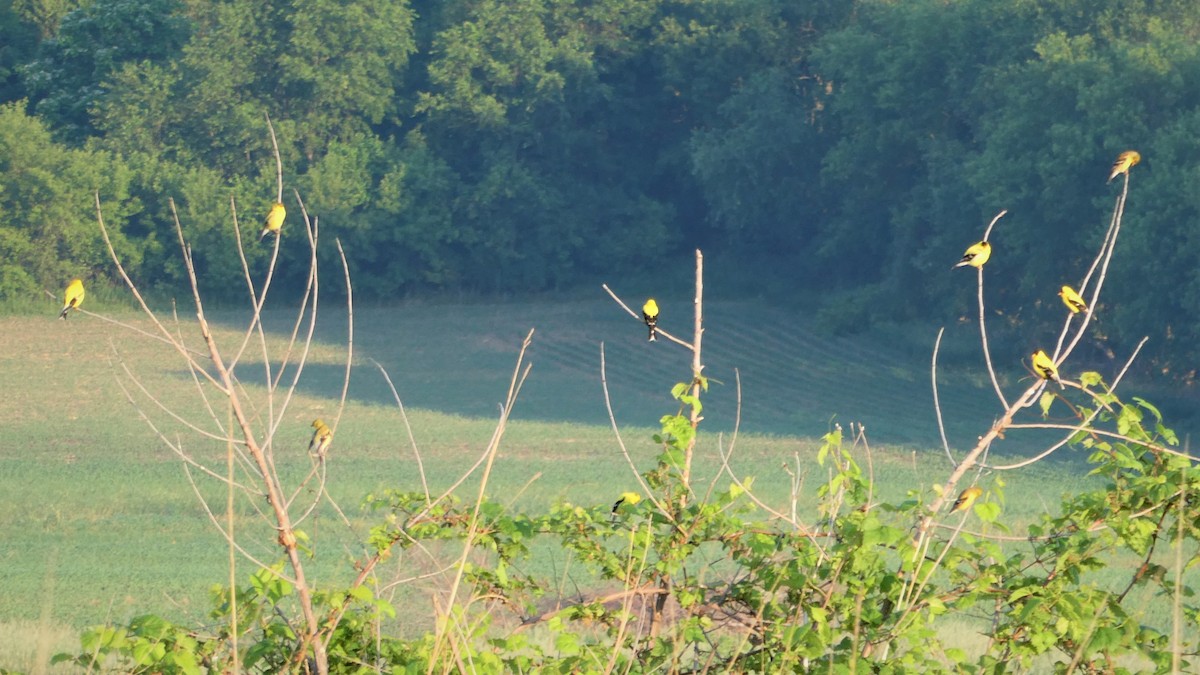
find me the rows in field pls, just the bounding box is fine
[340,299,1030,450]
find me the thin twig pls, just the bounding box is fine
[599,343,674,524]
[601,283,694,350]
[372,360,431,502]
[930,327,955,467]
[332,238,354,433]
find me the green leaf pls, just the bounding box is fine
[1039,390,1054,416]
[976,501,1001,523]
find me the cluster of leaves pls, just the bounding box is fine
[4,0,1200,370]
[57,374,1200,672]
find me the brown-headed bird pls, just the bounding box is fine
[642,298,659,342]
[308,418,333,457]
[259,201,286,241]
[953,241,991,269]
[951,487,983,513]
[1031,349,1062,388]
[1058,285,1087,314]
[1107,150,1141,184]
[60,278,85,319]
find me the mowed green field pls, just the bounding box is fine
[0,296,1187,670]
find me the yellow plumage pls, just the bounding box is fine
[1058,285,1087,314]
[1031,349,1062,388]
[1107,150,1140,183]
[953,241,991,269]
[642,298,659,342]
[60,278,85,319]
[951,487,982,513]
[308,418,333,457]
[611,491,642,515]
[259,202,286,241]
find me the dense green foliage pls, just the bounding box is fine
[4,0,1200,372]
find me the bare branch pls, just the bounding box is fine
[601,283,694,350]
[372,360,430,502]
[930,327,955,467]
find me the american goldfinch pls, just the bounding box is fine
[953,241,991,269]
[951,486,982,513]
[642,299,659,342]
[308,418,332,457]
[1058,285,1087,314]
[60,278,85,319]
[259,202,286,241]
[611,491,642,515]
[1107,150,1141,184]
[1031,349,1062,388]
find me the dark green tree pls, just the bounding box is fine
[0,102,141,299]
[19,0,190,141]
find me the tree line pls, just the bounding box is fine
[2,0,1198,375]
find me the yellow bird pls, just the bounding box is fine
[59,278,85,319]
[951,486,983,513]
[1058,285,1087,314]
[642,298,659,342]
[1031,349,1063,388]
[953,241,991,269]
[259,201,286,241]
[611,491,642,516]
[308,418,332,457]
[1107,150,1141,184]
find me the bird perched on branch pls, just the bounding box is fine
[260,201,286,241]
[309,418,332,457]
[1107,150,1141,184]
[1031,349,1062,388]
[611,491,642,519]
[642,298,659,342]
[1058,285,1087,314]
[60,278,85,319]
[951,487,982,513]
[953,241,991,269]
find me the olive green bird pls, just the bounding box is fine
[60,278,85,319]
[642,298,659,342]
[953,241,991,269]
[951,487,982,513]
[259,201,286,241]
[309,418,333,457]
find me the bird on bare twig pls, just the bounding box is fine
[60,278,85,319]
[1058,285,1087,314]
[309,418,332,457]
[260,201,286,241]
[642,298,659,342]
[1107,150,1140,184]
[1032,349,1063,388]
[953,241,991,269]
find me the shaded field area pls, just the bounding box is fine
[0,299,1190,669]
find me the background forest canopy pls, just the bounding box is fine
[2,0,1200,380]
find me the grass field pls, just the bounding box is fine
[0,295,1193,671]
